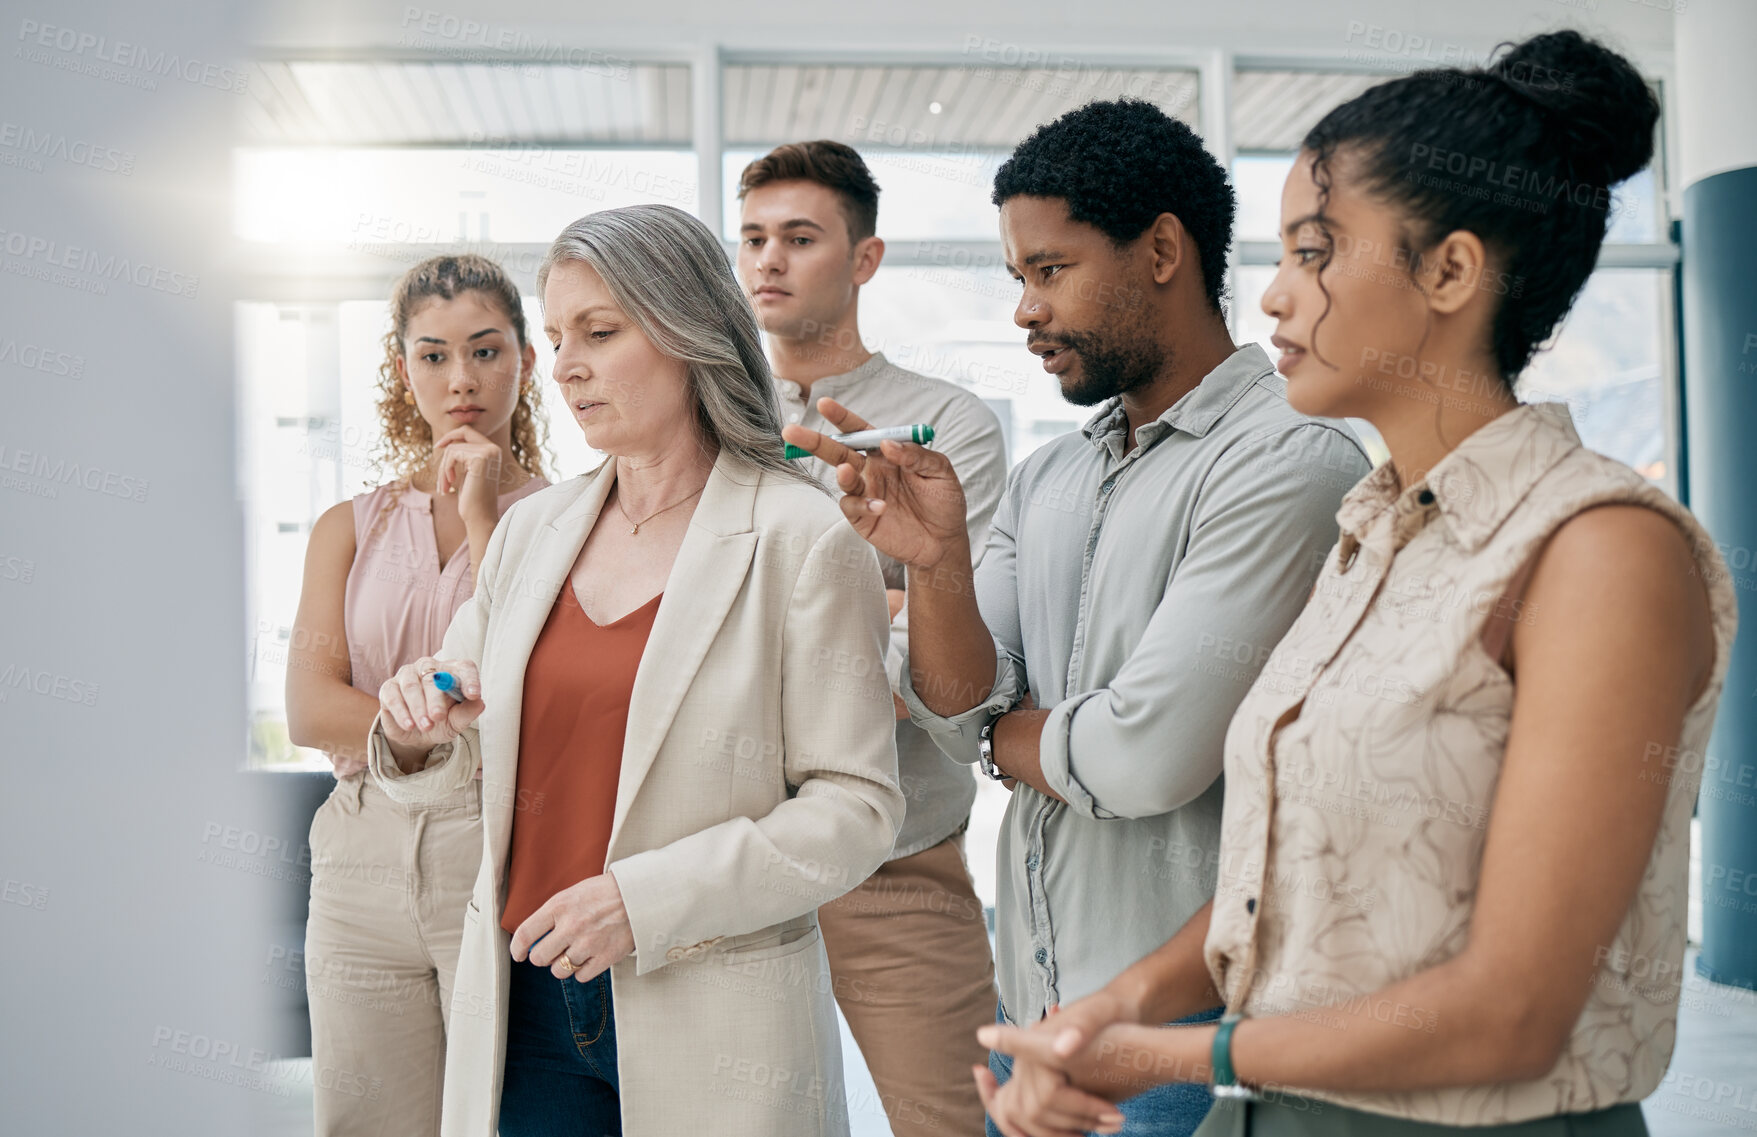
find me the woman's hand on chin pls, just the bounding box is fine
[434,425,509,531]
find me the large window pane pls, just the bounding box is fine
[1229,266,1671,484]
[235,147,698,245]
[1234,153,1296,241]
[1520,269,1669,483]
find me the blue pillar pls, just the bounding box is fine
[1678,0,1757,990]
[1684,167,1757,988]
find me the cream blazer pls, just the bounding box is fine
[367,450,905,1136]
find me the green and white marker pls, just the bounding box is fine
[785,423,935,460]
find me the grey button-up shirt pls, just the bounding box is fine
[778,351,1010,858]
[899,344,1370,1024]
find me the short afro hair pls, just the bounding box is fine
[993,99,1234,314]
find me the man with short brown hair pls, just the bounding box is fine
[738,139,1008,1137]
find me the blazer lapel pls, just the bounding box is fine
[610,451,761,844]
[481,464,616,891]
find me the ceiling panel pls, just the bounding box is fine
[1231,70,1383,152]
[244,60,692,145]
[723,64,1200,151]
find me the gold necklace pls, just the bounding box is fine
[613,485,703,535]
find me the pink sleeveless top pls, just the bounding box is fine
[331,476,549,777]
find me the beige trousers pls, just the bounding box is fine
[818,832,999,1137]
[304,772,482,1137]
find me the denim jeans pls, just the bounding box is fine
[497,960,621,1137]
[986,1000,1223,1137]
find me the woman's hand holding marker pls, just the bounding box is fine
[378,656,486,774]
[432,671,468,702]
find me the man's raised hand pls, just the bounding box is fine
[780,396,970,570]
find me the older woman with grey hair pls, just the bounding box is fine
[366,203,905,1137]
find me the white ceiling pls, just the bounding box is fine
[1230,70,1384,151]
[243,61,692,144]
[722,64,1198,148]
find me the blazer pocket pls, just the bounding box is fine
[464,898,481,924]
[718,924,821,964]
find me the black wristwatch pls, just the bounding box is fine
[977,712,1007,781]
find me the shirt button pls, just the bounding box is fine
[1245,897,1257,915]
[788,412,800,422]
[1034,947,1048,965]
[1025,854,1039,870]
[1417,489,1436,506]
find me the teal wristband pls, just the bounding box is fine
[1211,1014,1254,1100]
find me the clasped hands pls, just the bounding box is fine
[974,989,1208,1137]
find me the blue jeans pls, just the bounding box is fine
[986,1001,1223,1137]
[498,961,621,1137]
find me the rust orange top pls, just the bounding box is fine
[500,584,661,934]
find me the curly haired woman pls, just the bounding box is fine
[286,254,550,1137]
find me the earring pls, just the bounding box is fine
[403,390,415,406]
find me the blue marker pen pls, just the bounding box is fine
[432,671,468,702]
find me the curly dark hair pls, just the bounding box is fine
[992,99,1235,315]
[1301,30,1658,383]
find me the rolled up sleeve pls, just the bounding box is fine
[1038,425,1367,820]
[367,498,518,805]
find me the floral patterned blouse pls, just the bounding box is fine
[1204,402,1737,1123]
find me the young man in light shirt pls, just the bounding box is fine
[738,140,1010,1137]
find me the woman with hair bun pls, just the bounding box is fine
[287,254,550,1137]
[978,31,1736,1137]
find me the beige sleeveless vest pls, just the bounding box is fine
[1204,402,1738,1123]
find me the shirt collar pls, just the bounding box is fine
[1079,343,1277,456]
[775,351,891,404]
[1335,401,1584,555]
